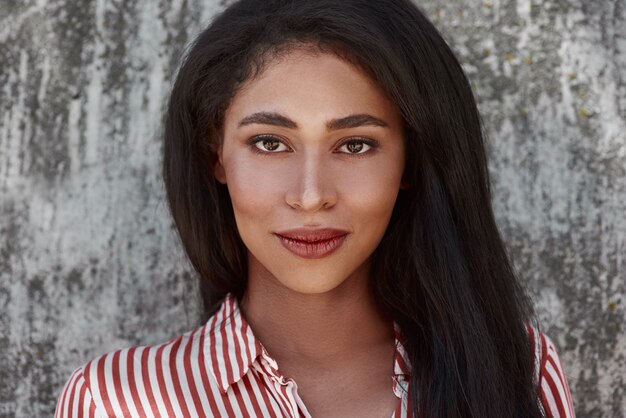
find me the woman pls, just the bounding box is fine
[56,0,575,417]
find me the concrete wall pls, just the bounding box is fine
[1,0,624,416]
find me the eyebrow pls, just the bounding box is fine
[237,111,389,130]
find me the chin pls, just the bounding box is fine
[274,270,348,295]
[247,250,367,296]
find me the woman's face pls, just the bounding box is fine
[215,48,405,295]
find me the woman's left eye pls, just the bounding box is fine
[337,139,378,154]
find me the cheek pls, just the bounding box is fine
[223,156,283,222]
[348,181,400,243]
[340,161,403,216]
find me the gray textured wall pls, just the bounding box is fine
[1,0,624,417]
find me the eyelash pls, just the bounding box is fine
[248,135,380,156]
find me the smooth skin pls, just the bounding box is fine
[214,46,406,418]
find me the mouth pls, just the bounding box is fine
[274,228,349,259]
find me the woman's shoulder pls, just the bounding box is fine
[54,323,214,418]
[55,294,258,418]
[525,324,576,418]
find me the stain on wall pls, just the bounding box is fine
[0,0,624,416]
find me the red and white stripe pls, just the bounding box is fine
[527,325,576,418]
[56,295,575,417]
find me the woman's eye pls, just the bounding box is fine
[337,139,376,154]
[251,136,289,153]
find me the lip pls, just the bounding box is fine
[274,227,349,259]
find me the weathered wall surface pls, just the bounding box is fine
[0,0,624,416]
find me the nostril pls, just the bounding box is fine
[284,161,338,211]
[285,189,337,211]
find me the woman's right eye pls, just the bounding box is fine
[250,136,290,153]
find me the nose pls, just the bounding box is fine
[285,154,338,212]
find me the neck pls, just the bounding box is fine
[240,258,393,364]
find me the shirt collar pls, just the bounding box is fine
[205,293,411,394]
[203,293,264,393]
[392,321,411,398]
[393,321,411,377]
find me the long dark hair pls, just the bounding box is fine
[163,0,542,416]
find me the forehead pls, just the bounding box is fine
[224,48,401,126]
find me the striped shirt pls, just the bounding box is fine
[55,293,575,417]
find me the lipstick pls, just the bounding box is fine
[274,228,348,259]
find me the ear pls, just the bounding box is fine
[213,147,227,184]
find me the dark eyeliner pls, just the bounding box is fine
[247,134,289,155]
[336,137,380,155]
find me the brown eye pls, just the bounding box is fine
[262,139,280,151]
[337,138,378,155]
[250,135,289,153]
[346,142,364,153]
